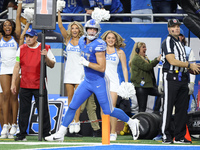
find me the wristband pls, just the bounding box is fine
[187,63,190,69]
[18,1,23,4]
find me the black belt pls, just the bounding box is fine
[163,69,187,75]
[164,70,188,81]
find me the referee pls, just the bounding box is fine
[161,19,199,144]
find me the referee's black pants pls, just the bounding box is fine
[18,88,51,138]
[162,72,189,141]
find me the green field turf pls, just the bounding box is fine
[0,135,200,150]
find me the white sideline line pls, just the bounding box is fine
[0,142,102,145]
[0,142,200,147]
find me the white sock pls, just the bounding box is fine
[58,125,67,135]
[126,118,132,125]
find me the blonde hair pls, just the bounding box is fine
[129,42,149,68]
[101,30,126,49]
[66,21,84,39]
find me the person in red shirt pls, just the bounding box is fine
[11,29,56,141]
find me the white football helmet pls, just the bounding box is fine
[84,19,101,40]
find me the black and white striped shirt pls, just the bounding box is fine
[161,34,187,72]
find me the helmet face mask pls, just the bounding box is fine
[84,19,101,40]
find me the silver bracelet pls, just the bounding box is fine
[18,1,23,4]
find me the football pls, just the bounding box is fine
[188,64,200,75]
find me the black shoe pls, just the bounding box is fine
[93,129,101,137]
[174,137,192,144]
[15,136,27,141]
[162,139,173,144]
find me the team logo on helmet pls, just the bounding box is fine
[89,19,96,25]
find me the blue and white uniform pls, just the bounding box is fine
[64,39,84,84]
[63,0,85,13]
[185,46,195,62]
[61,36,130,127]
[105,48,120,92]
[70,36,114,113]
[88,0,123,13]
[62,0,85,21]
[131,0,153,22]
[0,36,18,75]
[131,0,152,11]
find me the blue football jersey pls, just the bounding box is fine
[79,36,107,80]
[63,0,85,13]
[88,0,123,13]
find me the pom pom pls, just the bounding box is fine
[91,7,110,23]
[57,0,66,12]
[117,82,136,100]
[100,9,110,21]
[23,8,34,23]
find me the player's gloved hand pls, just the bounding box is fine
[57,0,66,12]
[158,81,164,94]
[80,57,89,67]
[188,82,195,95]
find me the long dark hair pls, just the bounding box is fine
[0,19,17,38]
[181,36,187,46]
